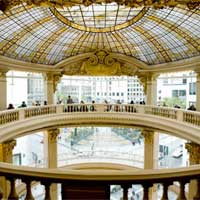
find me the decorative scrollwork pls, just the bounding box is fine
[104,55,115,66]
[88,54,99,66]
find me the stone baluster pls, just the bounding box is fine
[25,180,34,200]
[8,178,18,200]
[161,182,170,200]
[194,179,200,200]
[177,181,187,200]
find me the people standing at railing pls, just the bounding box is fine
[67,96,74,112]
[18,101,27,108]
[7,103,14,110]
[104,100,111,112]
[187,104,196,111]
[126,100,135,112]
[114,100,121,112]
[80,100,88,112]
[44,100,48,105]
[174,104,181,109]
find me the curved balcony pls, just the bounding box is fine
[1,104,200,199]
[0,104,200,143]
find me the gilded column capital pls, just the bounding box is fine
[137,73,159,95]
[2,140,16,157]
[141,129,154,144]
[0,70,8,79]
[43,72,62,92]
[185,142,200,164]
[47,128,60,142]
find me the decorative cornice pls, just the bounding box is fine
[0,0,199,12]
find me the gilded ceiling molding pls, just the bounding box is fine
[0,0,199,12]
[51,6,147,32]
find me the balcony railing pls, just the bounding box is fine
[0,104,200,127]
[1,162,200,199]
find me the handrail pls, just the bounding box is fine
[0,162,200,182]
[0,104,200,127]
[1,162,199,199]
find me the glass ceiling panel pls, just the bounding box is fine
[0,4,199,65]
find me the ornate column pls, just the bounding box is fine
[0,70,7,110]
[0,140,16,198]
[141,129,158,169]
[142,129,159,200]
[43,73,62,104]
[195,71,200,111]
[185,142,200,199]
[44,128,60,199]
[138,73,158,105]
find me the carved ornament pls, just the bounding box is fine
[2,140,16,157]
[0,0,199,12]
[141,129,154,144]
[185,142,200,164]
[64,50,138,76]
[47,128,60,142]
[44,72,62,92]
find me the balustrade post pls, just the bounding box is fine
[8,178,18,200]
[25,180,34,200]
[177,181,187,200]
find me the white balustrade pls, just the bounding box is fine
[0,104,200,128]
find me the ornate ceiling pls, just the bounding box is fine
[0,1,199,67]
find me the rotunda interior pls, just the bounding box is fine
[0,0,200,199]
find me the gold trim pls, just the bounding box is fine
[50,6,147,33]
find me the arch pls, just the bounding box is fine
[0,113,200,143]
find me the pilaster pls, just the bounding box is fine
[195,71,200,111]
[141,129,159,200]
[185,142,200,199]
[138,73,158,105]
[43,73,62,104]
[0,70,7,110]
[44,128,60,199]
[0,140,16,198]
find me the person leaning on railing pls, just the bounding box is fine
[7,103,15,110]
